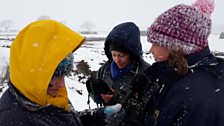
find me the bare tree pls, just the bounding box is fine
[37,16,66,25]
[80,21,95,32]
[0,64,9,87]
[220,32,224,39]
[0,19,15,32]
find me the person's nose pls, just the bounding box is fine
[114,56,121,64]
[56,77,65,88]
[149,46,153,54]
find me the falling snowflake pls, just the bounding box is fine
[30,69,35,72]
[215,88,221,92]
[32,43,39,47]
[52,35,58,39]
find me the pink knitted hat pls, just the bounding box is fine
[147,0,215,55]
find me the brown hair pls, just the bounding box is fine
[168,50,189,75]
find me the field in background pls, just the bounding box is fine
[0,32,223,110]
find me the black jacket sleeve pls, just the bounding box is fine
[78,108,106,126]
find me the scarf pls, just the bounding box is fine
[110,61,133,79]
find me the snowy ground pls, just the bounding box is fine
[0,34,223,111]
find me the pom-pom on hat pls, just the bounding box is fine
[147,0,214,55]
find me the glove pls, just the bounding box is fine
[104,103,122,115]
[104,108,125,126]
[129,73,150,98]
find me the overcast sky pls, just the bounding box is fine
[0,0,223,32]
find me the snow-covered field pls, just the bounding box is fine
[0,34,223,111]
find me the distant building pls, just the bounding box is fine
[80,31,97,34]
[220,32,224,39]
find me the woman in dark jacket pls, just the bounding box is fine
[140,0,224,125]
[93,22,150,126]
[0,20,105,126]
[143,48,224,126]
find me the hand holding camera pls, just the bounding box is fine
[86,77,114,105]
